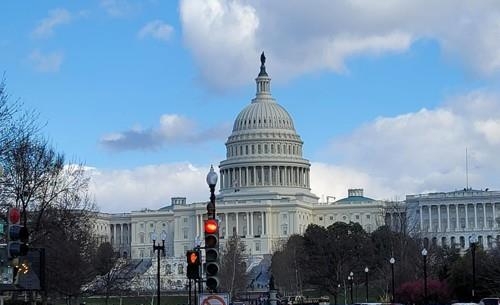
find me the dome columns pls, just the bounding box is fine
[219,164,310,192]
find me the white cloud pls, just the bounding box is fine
[32,8,72,38]
[315,90,500,200]
[88,162,209,212]
[138,20,174,42]
[180,0,500,90]
[100,0,141,17]
[28,50,64,72]
[100,113,230,151]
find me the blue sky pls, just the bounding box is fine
[2,0,500,212]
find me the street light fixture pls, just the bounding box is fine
[152,231,166,305]
[470,234,478,300]
[206,165,218,220]
[349,272,354,304]
[422,248,428,305]
[389,258,395,303]
[364,267,369,302]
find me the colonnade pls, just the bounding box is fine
[195,211,268,239]
[219,165,310,189]
[419,202,499,232]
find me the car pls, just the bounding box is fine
[479,298,500,305]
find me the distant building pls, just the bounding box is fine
[406,188,500,250]
[91,56,395,261]
[90,57,500,283]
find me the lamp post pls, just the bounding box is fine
[349,272,354,304]
[206,165,218,220]
[470,234,478,301]
[389,257,395,303]
[152,231,166,305]
[364,267,369,302]
[422,248,428,305]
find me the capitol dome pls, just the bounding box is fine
[218,53,317,203]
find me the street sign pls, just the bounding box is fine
[199,293,229,305]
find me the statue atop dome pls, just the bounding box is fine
[259,51,268,76]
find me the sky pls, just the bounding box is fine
[2,0,500,213]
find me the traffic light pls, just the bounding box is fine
[186,250,201,279]
[204,219,220,292]
[7,208,29,258]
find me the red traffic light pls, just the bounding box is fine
[204,219,218,234]
[188,251,199,265]
[8,208,21,224]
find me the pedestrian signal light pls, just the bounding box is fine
[186,250,200,279]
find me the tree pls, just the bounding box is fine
[271,234,304,296]
[89,242,129,304]
[0,79,98,305]
[219,234,249,299]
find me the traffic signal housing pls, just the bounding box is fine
[186,250,201,279]
[7,208,29,258]
[204,219,220,292]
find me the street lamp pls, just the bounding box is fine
[389,258,395,303]
[470,234,478,300]
[349,272,354,304]
[206,165,218,219]
[152,231,166,305]
[364,267,369,302]
[422,248,428,305]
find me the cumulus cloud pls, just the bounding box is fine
[87,162,210,212]
[138,20,174,42]
[180,0,500,90]
[28,49,64,72]
[312,90,500,201]
[100,114,231,151]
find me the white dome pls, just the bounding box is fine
[232,101,295,132]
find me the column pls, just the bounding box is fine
[446,205,450,232]
[493,203,497,228]
[235,213,239,236]
[224,213,229,238]
[438,206,442,232]
[474,203,478,229]
[239,167,242,188]
[456,204,459,230]
[246,212,250,237]
[196,215,199,237]
[260,212,264,236]
[428,205,432,231]
[465,204,469,229]
[268,166,272,186]
[420,206,424,231]
[253,167,257,186]
[483,203,487,229]
[250,212,254,236]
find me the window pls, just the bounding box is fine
[366,215,371,219]
[183,218,188,223]
[139,233,145,244]
[255,242,261,252]
[330,216,333,220]
[183,229,188,239]
[356,215,360,220]
[150,223,154,228]
[178,265,184,274]
[319,217,323,221]
[140,223,144,228]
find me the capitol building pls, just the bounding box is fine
[91,55,500,288]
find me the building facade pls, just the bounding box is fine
[407,189,500,250]
[92,56,500,262]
